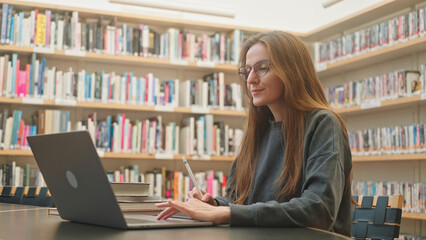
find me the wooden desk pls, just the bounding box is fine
[0,203,350,240]
[0,202,45,212]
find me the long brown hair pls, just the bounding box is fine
[231,31,349,204]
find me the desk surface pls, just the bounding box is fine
[0,203,351,240]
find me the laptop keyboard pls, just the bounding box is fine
[125,218,159,224]
[124,215,190,224]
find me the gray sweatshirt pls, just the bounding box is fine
[215,109,352,236]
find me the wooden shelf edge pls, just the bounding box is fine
[0,45,238,72]
[334,95,422,115]
[0,150,32,156]
[0,96,246,117]
[0,150,235,161]
[402,212,426,220]
[0,96,23,104]
[209,108,246,117]
[353,153,426,162]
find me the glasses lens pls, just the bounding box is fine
[238,66,250,81]
[254,61,269,77]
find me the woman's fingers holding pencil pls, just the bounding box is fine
[188,187,205,200]
[201,193,218,206]
[187,188,216,205]
[188,188,217,206]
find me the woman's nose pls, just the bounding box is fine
[246,70,258,84]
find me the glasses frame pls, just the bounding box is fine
[238,59,271,82]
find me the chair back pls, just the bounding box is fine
[22,186,54,207]
[352,195,403,240]
[0,186,25,204]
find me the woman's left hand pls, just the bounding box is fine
[155,198,230,225]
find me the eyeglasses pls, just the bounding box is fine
[238,60,270,82]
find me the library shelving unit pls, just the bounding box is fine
[0,0,292,188]
[303,0,426,42]
[304,0,426,234]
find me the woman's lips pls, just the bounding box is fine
[251,89,263,95]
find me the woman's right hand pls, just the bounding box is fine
[155,188,218,220]
[187,188,218,206]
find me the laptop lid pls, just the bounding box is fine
[27,131,128,229]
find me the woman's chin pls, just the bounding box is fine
[252,100,264,107]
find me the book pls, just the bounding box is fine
[116,195,162,203]
[110,182,149,197]
[119,202,164,213]
[405,71,421,95]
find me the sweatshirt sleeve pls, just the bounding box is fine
[229,112,350,230]
[214,159,237,206]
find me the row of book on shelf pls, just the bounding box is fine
[352,180,426,214]
[0,53,244,110]
[399,234,425,240]
[324,68,424,110]
[106,165,227,201]
[315,5,426,67]
[349,123,426,155]
[0,3,249,64]
[0,108,243,156]
[0,162,45,187]
[0,162,227,202]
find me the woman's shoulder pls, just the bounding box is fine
[307,109,339,125]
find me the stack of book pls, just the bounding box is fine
[110,182,165,215]
[49,181,166,216]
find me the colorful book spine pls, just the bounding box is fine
[36,13,46,46]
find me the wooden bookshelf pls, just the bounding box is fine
[312,1,426,235]
[304,0,425,41]
[0,45,238,73]
[0,96,247,117]
[0,149,235,161]
[402,212,426,221]
[334,95,424,116]
[353,153,426,163]
[317,36,426,78]
[0,0,250,172]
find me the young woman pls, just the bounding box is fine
[156,31,352,236]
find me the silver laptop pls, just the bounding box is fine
[27,131,213,229]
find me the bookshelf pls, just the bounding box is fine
[0,0,266,199]
[316,36,426,78]
[308,0,426,236]
[304,0,426,41]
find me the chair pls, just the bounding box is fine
[0,186,25,204]
[352,195,403,240]
[22,186,54,207]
